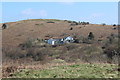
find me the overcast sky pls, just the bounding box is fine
[2,2,118,24]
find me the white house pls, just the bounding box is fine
[63,36,74,43]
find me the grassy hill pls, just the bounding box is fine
[2,19,119,78]
[2,19,118,47]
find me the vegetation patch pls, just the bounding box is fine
[12,63,118,78]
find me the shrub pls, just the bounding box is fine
[106,33,118,45]
[2,47,26,60]
[67,21,72,23]
[21,38,34,49]
[82,38,90,44]
[86,22,89,24]
[103,46,119,61]
[88,32,94,40]
[2,66,17,77]
[26,48,49,61]
[113,24,116,26]
[74,35,85,43]
[64,43,78,51]
[72,21,78,25]
[70,27,73,30]
[2,24,7,29]
[80,22,87,25]
[47,21,55,23]
[102,23,106,26]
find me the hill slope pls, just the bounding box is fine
[2,19,118,47]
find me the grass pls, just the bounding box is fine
[19,19,61,22]
[12,63,118,78]
[35,23,44,26]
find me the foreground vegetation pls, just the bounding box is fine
[11,63,118,78]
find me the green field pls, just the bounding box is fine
[12,63,119,78]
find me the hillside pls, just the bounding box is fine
[2,19,119,78]
[2,19,118,47]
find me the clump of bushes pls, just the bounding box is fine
[78,21,89,25]
[67,20,89,25]
[73,35,85,43]
[19,38,34,49]
[72,32,95,44]
[102,33,119,63]
[67,20,79,25]
[3,46,50,63]
[103,45,119,64]
[2,47,26,60]
[26,48,48,61]
[47,21,55,23]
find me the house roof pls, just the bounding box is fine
[44,35,74,40]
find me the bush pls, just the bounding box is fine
[72,21,78,25]
[86,22,89,24]
[88,32,94,40]
[64,43,78,51]
[2,66,17,77]
[19,38,34,49]
[47,21,55,23]
[106,33,118,45]
[103,46,119,62]
[102,23,106,26]
[70,27,73,30]
[113,24,116,26]
[26,48,49,61]
[83,38,90,44]
[79,22,89,25]
[2,24,7,29]
[74,35,85,43]
[67,21,73,23]
[2,47,26,60]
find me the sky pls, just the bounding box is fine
[1,2,118,24]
